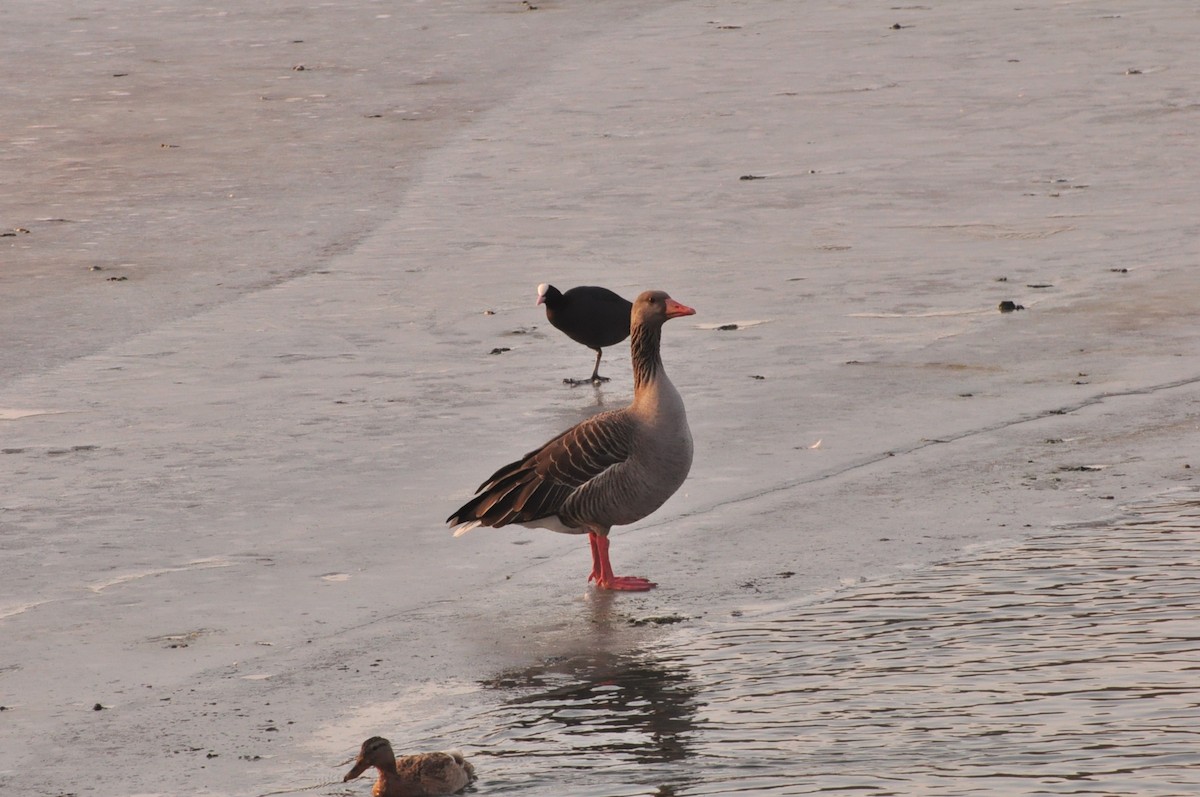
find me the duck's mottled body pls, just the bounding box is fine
[343,737,475,797]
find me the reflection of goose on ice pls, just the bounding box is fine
[484,651,700,764]
[343,737,475,796]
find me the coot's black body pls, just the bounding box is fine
[537,283,633,384]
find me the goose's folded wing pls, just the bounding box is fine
[533,412,635,488]
[447,412,634,529]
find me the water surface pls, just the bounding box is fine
[384,492,1200,796]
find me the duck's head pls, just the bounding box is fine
[344,736,396,781]
[633,290,695,327]
[535,283,559,306]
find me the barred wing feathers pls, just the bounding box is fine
[447,411,635,534]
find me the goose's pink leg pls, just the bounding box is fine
[588,532,604,584]
[587,531,656,591]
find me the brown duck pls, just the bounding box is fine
[448,290,695,591]
[343,736,476,797]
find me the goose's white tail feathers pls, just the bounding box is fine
[452,520,482,538]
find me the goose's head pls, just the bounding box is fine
[633,290,695,328]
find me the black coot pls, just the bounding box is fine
[536,283,633,384]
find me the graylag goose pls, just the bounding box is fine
[448,290,694,591]
[536,283,633,384]
[343,736,476,797]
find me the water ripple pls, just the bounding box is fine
[435,493,1200,796]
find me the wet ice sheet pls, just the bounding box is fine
[445,493,1200,796]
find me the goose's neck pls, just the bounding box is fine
[631,321,664,395]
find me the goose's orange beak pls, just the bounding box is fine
[665,299,696,318]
